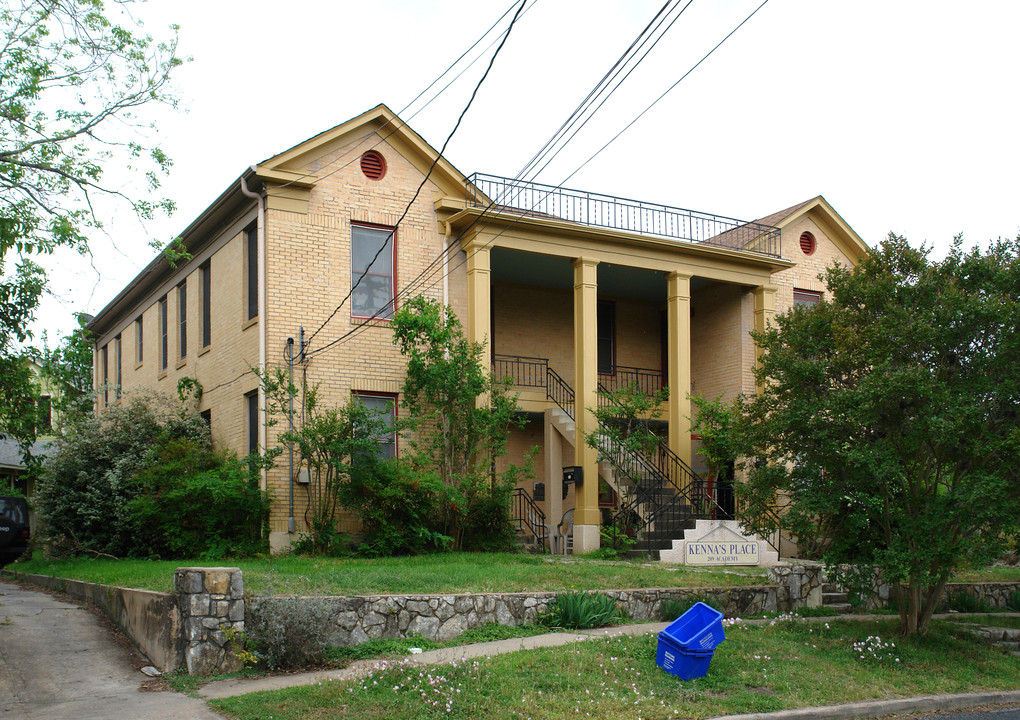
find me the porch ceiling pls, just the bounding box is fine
[491,247,712,302]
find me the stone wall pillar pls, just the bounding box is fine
[174,566,245,675]
[767,563,824,609]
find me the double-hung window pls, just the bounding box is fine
[178,280,187,358]
[351,224,395,319]
[354,392,396,460]
[200,261,211,347]
[159,295,168,371]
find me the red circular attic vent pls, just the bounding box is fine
[799,231,816,255]
[360,150,386,180]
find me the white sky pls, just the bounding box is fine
[35,0,1020,344]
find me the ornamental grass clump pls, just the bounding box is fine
[539,591,626,629]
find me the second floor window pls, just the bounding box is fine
[201,261,211,347]
[351,224,395,319]
[178,280,187,358]
[793,289,822,307]
[115,334,122,399]
[246,225,258,320]
[159,295,168,371]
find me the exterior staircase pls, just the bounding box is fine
[500,355,770,558]
[821,583,853,614]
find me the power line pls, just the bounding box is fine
[308,0,773,361]
[273,0,536,193]
[304,0,530,348]
[304,0,695,359]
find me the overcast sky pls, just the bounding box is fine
[34,0,1020,344]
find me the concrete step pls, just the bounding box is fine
[822,583,842,593]
[823,592,849,605]
[825,602,853,615]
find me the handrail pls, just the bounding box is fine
[546,367,575,420]
[511,487,548,551]
[466,173,782,259]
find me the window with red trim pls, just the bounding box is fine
[354,391,397,460]
[793,288,822,307]
[351,224,395,319]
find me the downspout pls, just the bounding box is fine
[239,173,268,495]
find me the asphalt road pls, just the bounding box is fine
[0,579,223,720]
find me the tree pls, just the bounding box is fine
[0,0,183,440]
[737,234,1020,635]
[391,296,532,551]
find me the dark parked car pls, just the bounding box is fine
[0,496,30,566]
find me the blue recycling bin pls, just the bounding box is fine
[656,602,726,679]
[661,601,726,651]
[655,634,714,680]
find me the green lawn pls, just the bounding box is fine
[9,553,768,595]
[208,617,1020,720]
[951,565,1020,583]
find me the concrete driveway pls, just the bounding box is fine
[0,579,224,720]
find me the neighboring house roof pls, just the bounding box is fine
[0,437,52,471]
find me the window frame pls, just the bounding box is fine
[200,260,212,347]
[158,295,168,371]
[353,391,398,460]
[793,288,822,308]
[246,390,259,455]
[178,279,187,359]
[101,344,108,406]
[114,334,122,400]
[350,222,396,320]
[246,225,258,321]
[135,315,143,365]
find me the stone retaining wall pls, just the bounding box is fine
[174,567,245,675]
[249,585,787,646]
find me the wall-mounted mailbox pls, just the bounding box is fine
[562,465,583,485]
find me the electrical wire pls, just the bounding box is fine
[305,0,691,359]
[306,0,772,360]
[272,0,536,193]
[304,0,529,348]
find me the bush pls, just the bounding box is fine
[342,461,453,556]
[1008,590,1020,612]
[947,593,991,614]
[658,595,723,622]
[246,595,341,669]
[125,439,269,559]
[35,391,210,557]
[539,591,626,629]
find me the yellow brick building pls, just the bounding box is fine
[88,104,868,553]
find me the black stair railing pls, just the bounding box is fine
[494,354,781,554]
[510,487,548,551]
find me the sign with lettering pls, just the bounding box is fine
[685,540,759,566]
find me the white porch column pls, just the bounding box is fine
[753,285,778,393]
[465,240,492,377]
[544,408,565,553]
[572,257,600,552]
[667,271,693,468]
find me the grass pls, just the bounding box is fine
[8,553,768,595]
[323,623,550,666]
[951,565,1020,583]
[207,617,1020,720]
[950,614,1020,629]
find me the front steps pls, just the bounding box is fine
[821,584,853,614]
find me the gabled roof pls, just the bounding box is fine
[255,104,469,200]
[759,195,870,263]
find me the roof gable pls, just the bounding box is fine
[254,104,469,199]
[761,196,870,263]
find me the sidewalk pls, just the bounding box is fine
[198,616,1020,719]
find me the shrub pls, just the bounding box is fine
[539,591,626,629]
[125,439,269,559]
[35,391,210,557]
[947,593,991,614]
[1003,587,1020,611]
[245,595,341,669]
[342,461,454,556]
[658,594,723,622]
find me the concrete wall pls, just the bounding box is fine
[8,572,183,672]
